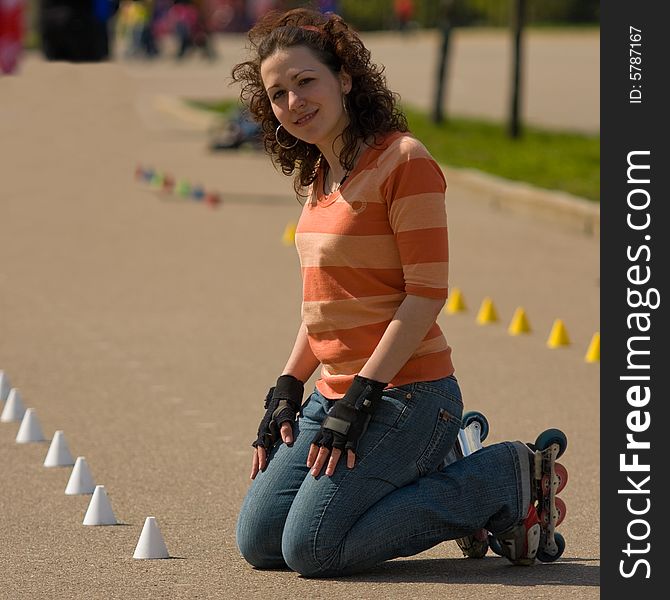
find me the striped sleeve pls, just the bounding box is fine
[379,137,449,299]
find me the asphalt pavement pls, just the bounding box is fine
[0,32,599,600]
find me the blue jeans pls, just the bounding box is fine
[236,376,531,577]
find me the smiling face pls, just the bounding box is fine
[260,45,351,155]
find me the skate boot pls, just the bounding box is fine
[443,411,492,559]
[490,428,568,565]
[455,528,489,559]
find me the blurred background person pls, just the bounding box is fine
[393,0,414,31]
[117,0,149,58]
[168,0,214,60]
[0,0,24,75]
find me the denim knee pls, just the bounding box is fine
[236,508,286,569]
[281,515,326,577]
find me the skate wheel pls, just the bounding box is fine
[535,428,567,459]
[540,497,566,527]
[542,463,568,495]
[487,533,504,556]
[462,410,489,442]
[536,532,565,563]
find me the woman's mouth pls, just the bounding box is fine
[294,110,317,126]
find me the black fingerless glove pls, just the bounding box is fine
[252,375,304,450]
[311,375,387,454]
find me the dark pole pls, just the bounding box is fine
[509,0,526,138]
[432,1,453,124]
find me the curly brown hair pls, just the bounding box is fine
[231,8,408,199]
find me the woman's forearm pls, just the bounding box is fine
[282,321,321,383]
[358,294,445,384]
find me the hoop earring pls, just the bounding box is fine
[275,124,298,149]
[342,94,348,115]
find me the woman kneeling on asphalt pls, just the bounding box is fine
[233,8,568,577]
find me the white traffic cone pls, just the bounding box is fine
[44,431,75,467]
[83,485,117,525]
[15,408,45,443]
[1,388,25,422]
[133,517,170,559]
[65,457,96,495]
[0,370,11,402]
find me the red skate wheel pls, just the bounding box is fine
[540,497,566,527]
[541,463,568,495]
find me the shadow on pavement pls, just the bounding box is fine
[314,557,599,587]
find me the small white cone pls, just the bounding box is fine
[1,388,26,422]
[0,370,11,402]
[15,408,45,443]
[44,430,75,467]
[65,457,96,495]
[133,517,170,559]
[83,485,117,525]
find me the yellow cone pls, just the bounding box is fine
[476,297,498,325]
[508,307,531,335]
[547,319,570,348]
[445,288,467,314]
[282,222,297,246]
[585,332,600,362]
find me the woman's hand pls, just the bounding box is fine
[251,421,294,479]
[307,375,386,477]
[250,375,304,479]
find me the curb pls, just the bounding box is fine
[444,167,599,238]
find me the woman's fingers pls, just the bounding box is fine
[306,443,319,468]
[250,447,267,480]
[250,449,259,480]
[258,446,267,471]
[325,448,342,476]
[280,421,293,445]
[310,446,331,477]
[307,447,355,476]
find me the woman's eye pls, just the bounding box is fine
[272,90,285,100]
[299,78,313,86]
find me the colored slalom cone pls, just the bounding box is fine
[44,430,75,467]
[150,172,165,190]
[476,297,498,325]
[83,485,117,525]
[1,387,25,422]
[547,319,571,348]
[192,185,206,201]
[0,370,11,402]
[143,168,155,183]
[205,191,221,207]
[65,457,96,495]
[282,222,297,246]
[163,174,175,193]
[175,179,191,198]
[133,517,170,559]
[508,307,531,335]
[445,288,466,314]
[16,408,45,443]
[134,164,144,181]
[585,332,600,362]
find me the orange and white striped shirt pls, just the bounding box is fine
[295,132,454,398]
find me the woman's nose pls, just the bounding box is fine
[288,90,305,111]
